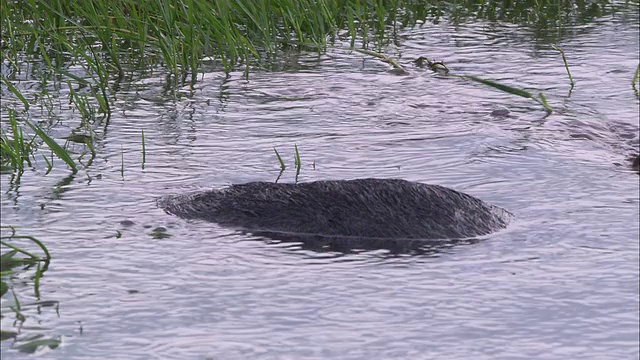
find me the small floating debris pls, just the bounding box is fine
[490,106,511,118]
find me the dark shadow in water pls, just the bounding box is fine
[51,172,76,200]
[241,229,484,257]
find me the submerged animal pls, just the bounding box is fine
[160,178,512,240]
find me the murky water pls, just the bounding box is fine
[2,9,639,360]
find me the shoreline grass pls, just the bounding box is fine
[1,0,620,78]
[0,0,631,174]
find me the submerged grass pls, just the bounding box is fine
[352,47,408,73]
[1,75,29,111]
[1,226,57,350]
[294,144,302,182]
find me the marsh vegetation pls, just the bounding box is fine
[1,0,634,175]
[1,0,638,356]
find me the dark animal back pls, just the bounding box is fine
[160,178,512,240]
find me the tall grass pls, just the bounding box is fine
[2,0,614,77]
[1,0,413,173]
[1,0,407,77]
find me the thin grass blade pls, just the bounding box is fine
[1,75,29,110]
[24,121,77,172]
[462,75,535,99]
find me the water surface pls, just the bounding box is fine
[1,9,639,360]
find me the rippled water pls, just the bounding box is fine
[2,10,639,360]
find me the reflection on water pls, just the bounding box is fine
[240,230,486,256]
[1,9,639,360]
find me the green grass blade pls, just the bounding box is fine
[34,262,42,298]
[551,44,575,86]
[141,130,146,169]
[0,241,38,260]
[120,145,124,178]
[538,92,553,113]
[462,75,535,99]
[42,154,53,175]
[294,144,301,169]
[274,147,285,170]
[0,232,51,260]
[1,75,29,110]
[24,121,77,172]
[11,288,21,311]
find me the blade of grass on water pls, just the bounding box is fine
[294,144,301,169]
[121,145,124,178]
[24,121,77,172]
[1,75,29,110]
[141,130,146,169]
[42,154,53,175]
[551,44,575,86]
[274,147,285,170]
[33,262,42,298]
[0,228,52,259]
[462,75,535,99]
[461,75,552,113]
[0,241,39,260]
[538,92,553,113]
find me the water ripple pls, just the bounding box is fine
[2,12,639,360]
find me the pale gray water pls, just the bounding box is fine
[1,9,639,360]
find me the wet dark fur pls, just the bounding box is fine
[632,155,639,172]
[160,178,512,240]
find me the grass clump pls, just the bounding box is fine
[0,109,77,174]
[0,110,35,171]
[3,0,613,77]
[1,0,406,78]
[1,0,411,174]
